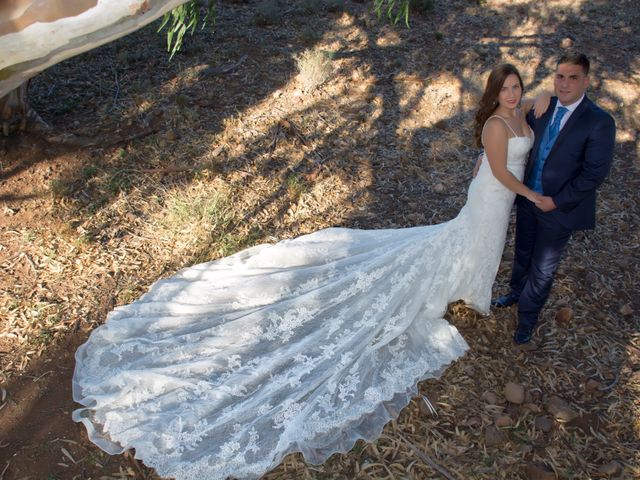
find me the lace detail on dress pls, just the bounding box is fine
[73,137,531,480]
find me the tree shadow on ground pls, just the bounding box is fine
[1,0,639,478]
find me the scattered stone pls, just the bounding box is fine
[555,307,573,325]
[494,414,513,427]
[211,145,225,157]
[585,378,602,393]
[619,303,634,317]
[481,391,500,404]
[465,416,482,427]
[585,271,599,284]
[523,403,542,414]
[523,390,533,403]
[164,129,178,142]
[504,382,525,404]
[560,37,573,49]
[484,425,506,446]
[505,403,521,417]
[433,183,446,193]
[567,412,601,434]
[434,119,449,130]
[518,340,540,352]
[545,396,578,423]
[463,365,475,377]
[534,415,554,433]
[597,460,622,476]
[617,258,630,271]
[525,462,557,480]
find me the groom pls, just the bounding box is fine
[493,52,616,344]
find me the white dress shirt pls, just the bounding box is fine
[553,94,584,131]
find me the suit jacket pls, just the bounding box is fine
[525,96,616,230]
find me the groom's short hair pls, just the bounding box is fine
[557,52,590,75]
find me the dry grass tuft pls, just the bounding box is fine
[295,48,334,92]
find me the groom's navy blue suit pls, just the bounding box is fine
[511,96,615,332]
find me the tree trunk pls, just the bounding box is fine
[0,82,28,136]
[0,0,190,133]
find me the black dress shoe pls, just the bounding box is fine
[514,325,534,344]
[491,293,519,308]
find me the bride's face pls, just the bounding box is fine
[497,74,522,110]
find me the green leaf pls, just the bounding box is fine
[158,1,216,60]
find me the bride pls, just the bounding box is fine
[73,64,547,480]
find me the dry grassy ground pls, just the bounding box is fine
[0,0,638,479]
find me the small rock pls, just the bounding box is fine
[465,416,482,427]
[585,271,598,284]
[585,378,602,393]
[518,340,539,352]
[620,303,634,316]
[523,403,542,413]
[595,311,607,321]
[534,415,554,433]
[561,37,574,48]
[434,119,449,130]
[463,365,475,377]
[211,145,225,157]
[616,258,630,271]
[525,462,557,480]
[521,444,533,455]
[165,129,178,142]
[433,183,446,193]
[555,307,573,325]
[545,396,578,423]
[597,460,622,476]
[494,414,513,427]
[484,425,506,446]
[566,412,601,434]
[504,382,525,404]
[505,403,521,417]
[530,390,542,403]
[481,391,500,404]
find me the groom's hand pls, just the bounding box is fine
[536,196,557,212]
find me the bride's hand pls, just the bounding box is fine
[525,190,544,204]
[533,91,552,118]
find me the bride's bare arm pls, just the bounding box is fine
[482,119,543,204]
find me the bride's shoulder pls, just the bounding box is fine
[483,116,509,135]
[481,116,508,146]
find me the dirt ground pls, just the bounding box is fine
[1,0,639,479]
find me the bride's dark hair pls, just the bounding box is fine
[474,63,524,148]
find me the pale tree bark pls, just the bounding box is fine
[0,0,190,135]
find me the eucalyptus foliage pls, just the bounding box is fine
[158,0,215,58]
[159,0,413,60]
[374,0,412,26]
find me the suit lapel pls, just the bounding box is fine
[546,96,590,158]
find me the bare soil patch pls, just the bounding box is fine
[1,1,638,479]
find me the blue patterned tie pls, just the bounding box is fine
[548,106,568,143]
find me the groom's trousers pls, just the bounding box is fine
[510,198,573,330]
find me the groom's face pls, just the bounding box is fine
[554,63,589,106]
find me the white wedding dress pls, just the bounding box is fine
[73,135,532,480]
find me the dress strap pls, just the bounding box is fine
[487,115,518,137]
